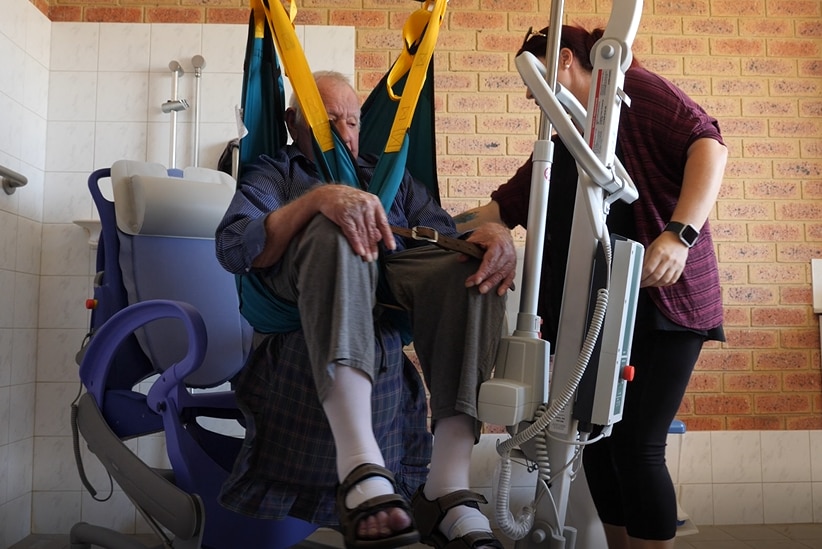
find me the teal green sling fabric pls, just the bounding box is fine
[235,1,443,343]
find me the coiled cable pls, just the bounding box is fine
[493,235,612,539]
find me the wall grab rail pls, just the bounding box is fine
[1,164,27,195]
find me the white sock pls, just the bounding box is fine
[342,474,395,510]
[423,414,491,539]
[321,365,393,510]
[444,508,492,539]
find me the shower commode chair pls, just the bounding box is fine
[70,161,319,548]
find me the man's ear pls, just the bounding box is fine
[284,107,296,129]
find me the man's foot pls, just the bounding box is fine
[337,463,420,549]
[412,486,504,549]
[354,506,415,540]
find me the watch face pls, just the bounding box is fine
[665,222,699,247]
[681,224,699,246]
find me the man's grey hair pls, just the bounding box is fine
[288,70,355,128]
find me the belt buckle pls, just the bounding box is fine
[411,226,438,243]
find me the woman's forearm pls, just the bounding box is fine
[453,200,505,232]
[668,137,728,229]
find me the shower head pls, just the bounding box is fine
[162,99,190,113]
[169,60,185,76]
[192,55,206,69]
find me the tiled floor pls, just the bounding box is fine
[674,525,822,549]
[10,524,822,549]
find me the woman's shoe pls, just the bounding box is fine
[411,486,505,549]
[336,463,420,549]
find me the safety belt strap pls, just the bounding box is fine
[390,226,484,260]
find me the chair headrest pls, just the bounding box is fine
[111,160,235,238]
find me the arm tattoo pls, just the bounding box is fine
[453,211,478,224]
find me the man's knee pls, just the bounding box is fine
[296,214,379,289]
[297,214,369,267]
[302,214,349,250]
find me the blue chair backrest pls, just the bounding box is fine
[107,160,251,388]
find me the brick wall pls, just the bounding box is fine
[37,0,822,430]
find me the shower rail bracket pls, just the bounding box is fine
[1,164,28,195]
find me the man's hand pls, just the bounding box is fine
[313,185,396,262]
[463,222,517,296]
[640,231,689,287]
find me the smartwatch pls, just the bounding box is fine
[664,221,699,248]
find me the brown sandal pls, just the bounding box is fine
[336,463,420,549]
[411,486,505,549]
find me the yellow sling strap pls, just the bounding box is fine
[255,0,334,153]
[251,0,267,40]
[383,0,447,153]
[255,0,447,157]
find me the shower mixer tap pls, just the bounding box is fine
[161,99,190,113]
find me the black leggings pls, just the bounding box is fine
[582,329,703,540]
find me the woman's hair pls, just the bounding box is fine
[518,24,640,70]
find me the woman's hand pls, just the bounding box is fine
[640,231,689,287]
[463,222,517,295]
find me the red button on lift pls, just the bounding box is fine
[621,365,635,382]
[85,298,97,310]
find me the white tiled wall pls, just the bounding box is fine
[673,430,822,525]
[0,0,49,545]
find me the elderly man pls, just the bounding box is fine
[216,71,513,549]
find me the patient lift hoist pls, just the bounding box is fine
[476,0,644,547]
